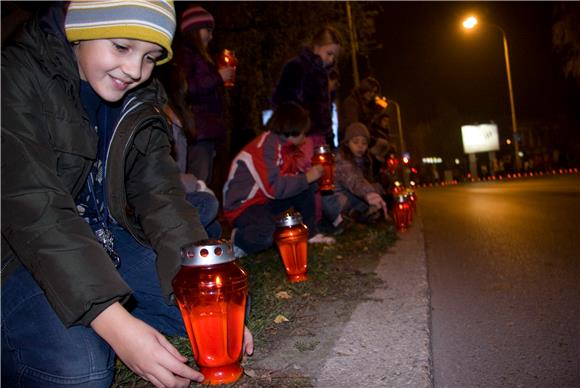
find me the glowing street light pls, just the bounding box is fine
[462,15,521,171]
[462,16,478,29]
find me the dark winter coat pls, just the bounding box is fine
[1,5,207,327]
[272,48,332,140]
[222,131,310,224]
[334,150,385,199]
[177,45,227,143]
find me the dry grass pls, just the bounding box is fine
[112,221,397,387]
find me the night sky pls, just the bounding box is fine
[365,2,576,156]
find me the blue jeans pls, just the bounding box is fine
[186,191,221,239]
[322,190,369,224]
[1,225,186,387]
[233,184,318,254]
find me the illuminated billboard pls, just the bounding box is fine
[461,123,500,154]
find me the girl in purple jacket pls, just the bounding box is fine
[175,5,234,183]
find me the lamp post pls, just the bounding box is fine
[462,16,521,171]
[346,1,360,87]
[388,99,405,153]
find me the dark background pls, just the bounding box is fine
[3,1,579,181]
[364,2,579,170]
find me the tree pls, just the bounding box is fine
[552,4,580,85]
[196,2,379,156]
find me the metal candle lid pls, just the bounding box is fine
[181,239,236,266]
[314,144,331,155]
[276,211,304,228]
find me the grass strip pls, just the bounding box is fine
[112,221,397,387]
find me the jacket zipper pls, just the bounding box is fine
[105,98,165,247]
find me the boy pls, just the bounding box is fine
[1,2,252,387]
[223,102,335,257]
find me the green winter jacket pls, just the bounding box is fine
[1,5,207,327]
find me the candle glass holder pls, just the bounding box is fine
[172,239,248,385]
[393,194,411,232]
[218,49,238,88]
[312,144,335,191]
[274,210,309,282]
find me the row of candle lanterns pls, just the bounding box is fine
[172,147,423,384]
[171,144,336,384]
[384,153,418,232]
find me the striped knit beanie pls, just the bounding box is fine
[180,5,214,33]
[65,1,176,65]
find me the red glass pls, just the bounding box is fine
[393,196,410,232]
[274,211,309,282]
[407,189,417,212]
[217,49,238,88]
[312,145,335,191]
[406,196,414,225]
[386,154,399,174]
[172,241,248,385]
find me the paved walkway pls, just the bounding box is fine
[316,213,433,387]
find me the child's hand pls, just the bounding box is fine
[366,192,389,220]
[243,325,254,356]
[218,67,235,83]
[305,164,324,183]
[91,303,204,387]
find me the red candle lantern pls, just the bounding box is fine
[217,49,238,88]
[386,154,399,175]
[404,191,414,225]
[406,188,417,212]
[392,180,404,195]
[393,194,411,232]
[274,210,309,283]
[312,144,335,191]
[172,239,248,385]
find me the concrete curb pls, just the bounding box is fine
[316,213,433,387]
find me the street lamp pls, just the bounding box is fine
[388,99,405,153]
[462,15,521,171]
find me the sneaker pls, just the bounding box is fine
[233,245,247,258]
[308,233,336,244]
[230,228,247,258]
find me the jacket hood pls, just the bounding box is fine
[3,4,82,104]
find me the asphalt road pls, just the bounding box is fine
[420,174,580,387]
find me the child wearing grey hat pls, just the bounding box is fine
[322,123,390,232]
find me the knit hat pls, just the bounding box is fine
[343,122,370,144]
[180,6,215,33]
[65,1,176,65]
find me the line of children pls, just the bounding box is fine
[2,2,394,386]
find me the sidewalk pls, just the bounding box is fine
[316,212,432,387]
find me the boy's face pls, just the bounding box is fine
[348,135,368,158]
[313,43,340,68]
[74,38,164,102]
